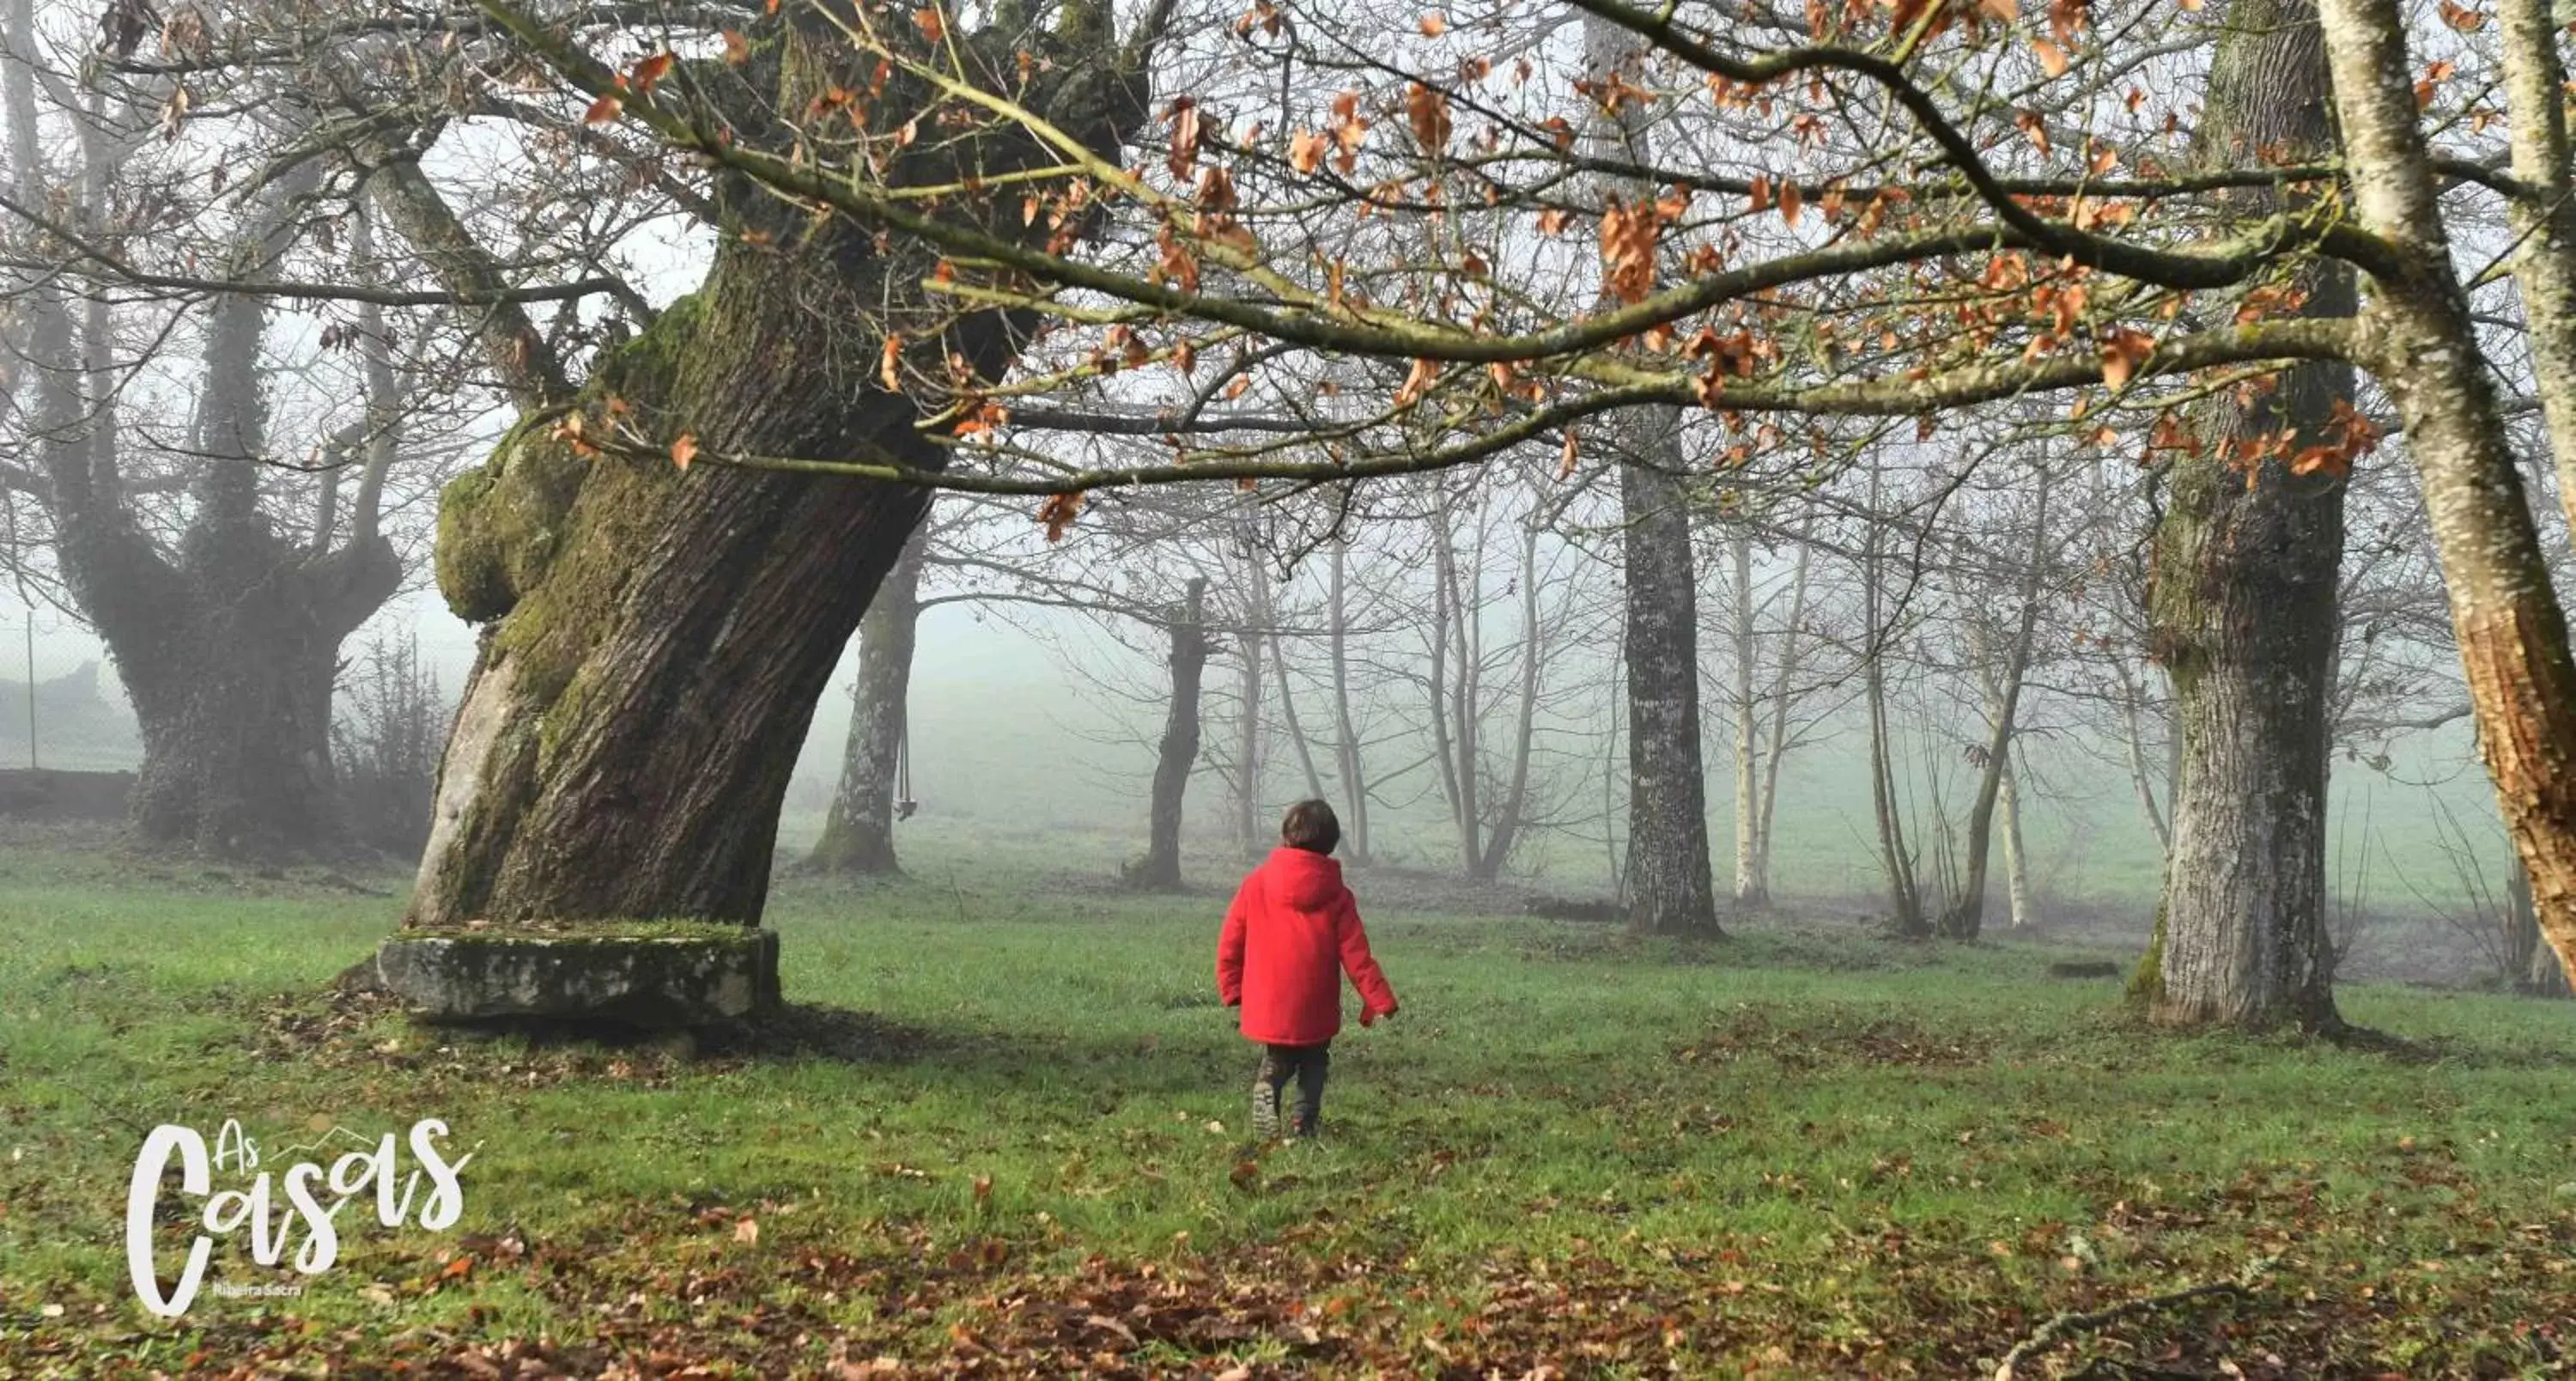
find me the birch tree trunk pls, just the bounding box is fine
[1996,750,2035,928]
[1729,531,1765,907]
[2312,0,2576,986]
[808,526,927,875]
[2142,0,2349,1029]
[2494,0,2576,527]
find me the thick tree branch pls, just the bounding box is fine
[361,155,574,407]
[1561,0,2414,287]
[594,318,2355,495]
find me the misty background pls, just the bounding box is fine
[0,581,2506,911]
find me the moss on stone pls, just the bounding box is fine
[377,924,780,1027]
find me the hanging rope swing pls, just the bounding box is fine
[894,716,919,821]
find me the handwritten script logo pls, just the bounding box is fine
[125,1118,471,1318]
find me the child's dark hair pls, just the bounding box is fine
[1281,800,1340,855]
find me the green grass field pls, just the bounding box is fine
[2,838,2572,1378]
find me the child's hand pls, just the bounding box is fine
[1361,1002,1396,1027]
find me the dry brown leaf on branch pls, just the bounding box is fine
[1167,99,1203,181]
[2099,327,2153,389]
[1598,196,1660,304]
[630,52,674,94]
[1395,357,1439,409]
[1037,492,1084,542]
[670,435,699,471]
[1290,128,1327,173]
[1406,82,1451,155]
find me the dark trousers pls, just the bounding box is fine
[1257,1042,1330,1131]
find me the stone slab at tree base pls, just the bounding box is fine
[375,924,781,1029]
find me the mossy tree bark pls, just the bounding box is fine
[1583,14,1721,934]
[406,3,1153,927]
[807,526,927,876]
[2143,0,2351,1031]
[1614,407,1721,935]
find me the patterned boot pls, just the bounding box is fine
[1249,1056,1283,1141]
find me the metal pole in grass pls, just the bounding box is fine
[21,615,33,770]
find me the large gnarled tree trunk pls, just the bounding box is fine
[2139,0,2350,1030]
[406,6,1153,926]
[809,526,927,875]
[3,23,399,858]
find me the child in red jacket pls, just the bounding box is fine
[1218,800,1399,1140]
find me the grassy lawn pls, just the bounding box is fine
[2,840,2572,1378]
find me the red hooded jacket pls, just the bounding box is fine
[1217,847,1398,1046]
